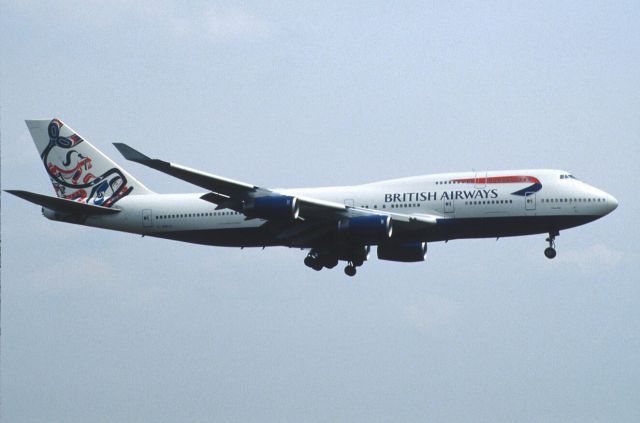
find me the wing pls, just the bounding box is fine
[113,143,439,242]
[113,143,263,200]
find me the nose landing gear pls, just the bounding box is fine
[544,231,559,259]
[544,246,556,259]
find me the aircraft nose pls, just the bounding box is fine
[606,193,618,213]
[610,194,618,210]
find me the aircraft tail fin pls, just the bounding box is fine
[25,119,153,207]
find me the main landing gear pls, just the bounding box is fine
[344,263,357,277]
[304,250,339,272]
[544,230,559,259]
[343,258,364,277]
[304,255,323,271]
[304,247,367,277]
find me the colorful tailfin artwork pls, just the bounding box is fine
[26,119,153,207]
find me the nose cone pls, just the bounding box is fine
[607,194,619,214]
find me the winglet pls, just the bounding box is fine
[113,143,152,163]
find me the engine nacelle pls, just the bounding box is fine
[338,215,393,243]
[244,195,299,220]
[377,242,427,262]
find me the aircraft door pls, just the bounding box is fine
[525,192,536,211]
[344,199,354,208]
[142,209,153,227]
[444,199,455,215]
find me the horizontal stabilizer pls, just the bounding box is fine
[5,190,121,215]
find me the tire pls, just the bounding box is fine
[304,256,315,268]
[544,247,557,259]
[344,265,356,277]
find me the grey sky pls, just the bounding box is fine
[2,1,639,422]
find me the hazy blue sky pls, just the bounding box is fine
[2,1,639,422]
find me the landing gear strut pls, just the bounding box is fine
[544,231,558,259]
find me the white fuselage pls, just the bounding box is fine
[48,169,617,248]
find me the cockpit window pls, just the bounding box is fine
[560,174,579,180]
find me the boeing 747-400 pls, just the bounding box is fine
[7,119,618,276]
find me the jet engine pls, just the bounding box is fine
[244,195,300,220]
[377,242,427,262]
[338,215,393,243]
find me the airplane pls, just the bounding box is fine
[6,118,618,276]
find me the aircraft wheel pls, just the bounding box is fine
[344,264,357,277]
[544,247,557,259]
[304,256,315,268]
[305,255,323,270]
